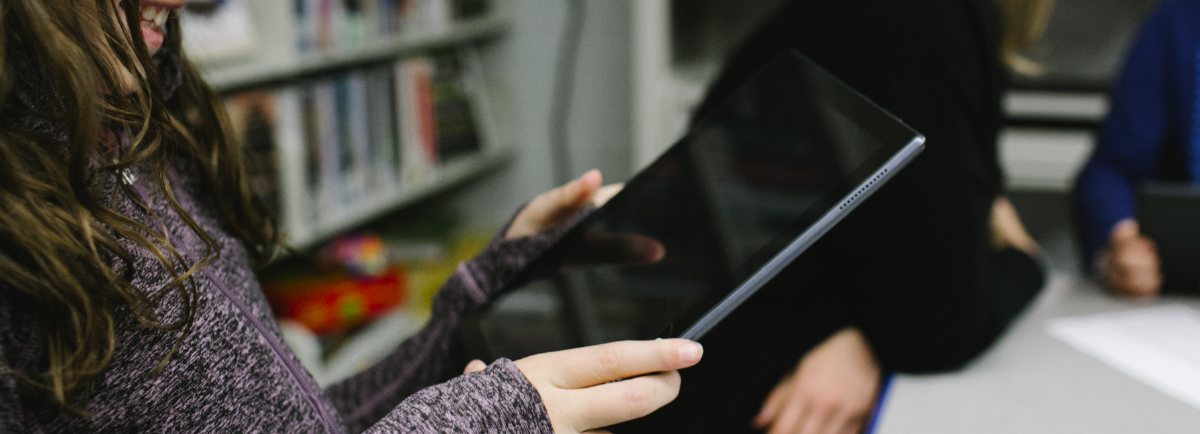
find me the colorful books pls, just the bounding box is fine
[394,51,486,185]
[395,57,438,187]
[223,49,490,239]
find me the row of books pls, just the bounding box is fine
[224,50,487,227]
[296,0,492,53]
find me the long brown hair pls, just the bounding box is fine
[993,0,1056,75]
[0,0,278,411]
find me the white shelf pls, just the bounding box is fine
[1000,127,1094,192]
[288,147,514,249]
[202,14,510,94]
[1004,91,1109,122]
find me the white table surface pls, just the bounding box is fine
[876,273,1200,433]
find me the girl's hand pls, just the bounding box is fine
[753,328,881,434]
[506,170,664,267]
[506,170,606,240]
[501,339,702,433]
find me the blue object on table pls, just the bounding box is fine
[864,373,895,434]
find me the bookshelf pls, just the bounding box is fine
[289,147,513,249]
[194,0,515,251]
[203,13,511,94]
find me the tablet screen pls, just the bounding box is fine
[467,51,922,359]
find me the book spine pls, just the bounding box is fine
[347,71,372,199]
[430,52,480,161]
[313,80,341,219]
[366,66,399,192]
[333,76,357,205]
[396,58,437,188]
[361,0,381,40]
[423,0,450,34]
[301,86,321,224]
[272,87,312,244]
[413,59,438,171]
[343,0,366,47]
[378,0,396,35]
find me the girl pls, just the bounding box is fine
[0,1,701,432]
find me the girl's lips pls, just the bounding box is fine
[140,21,164,52]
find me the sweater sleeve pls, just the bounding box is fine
[362,359,553,434]
[1075,4,1175,265]
[323,206,590,433]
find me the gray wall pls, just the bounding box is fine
[449,0,635,229]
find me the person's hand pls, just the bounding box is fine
[506,170,606,240]
[506,170,664,267]
[753,328,881,434]
[1100,219,1162,298]
[989,196,1040,256]
[466,339,702,433]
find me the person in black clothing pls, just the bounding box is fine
[616,0,1051,433]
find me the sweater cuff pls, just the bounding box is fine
[460,204,595,302]
[364,358,553,433]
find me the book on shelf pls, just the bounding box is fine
[365,66,401,192]
[345,72,373,202]
[395,57,439,188]
[394,50,485,184]
[224,90,282,216]
[224,48,491,241]
[312,80,342,213]
[429,52,482,161]
[294,0,493,54]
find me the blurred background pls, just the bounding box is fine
[188,0,1160,391]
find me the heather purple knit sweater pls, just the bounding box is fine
[0,50,560,433]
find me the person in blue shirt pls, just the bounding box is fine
[1075,0,1200,298]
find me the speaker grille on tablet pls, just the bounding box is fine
[837,168,888,211]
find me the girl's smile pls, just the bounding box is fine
[138,1,185,52]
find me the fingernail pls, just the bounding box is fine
[679,341,703,364]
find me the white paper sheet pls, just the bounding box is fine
[1047,305,1200,410]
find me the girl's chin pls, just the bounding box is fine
[140,22,164,53]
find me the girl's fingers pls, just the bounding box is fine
[567,370,681,431]
[539,339,702,389]
[591,183,624,207]
[514,339,701,433]
[507,170,602,240]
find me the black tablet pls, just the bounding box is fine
[463,51,925,359]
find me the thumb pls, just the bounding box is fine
[506,170,602,240]
[463,359,487,375]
